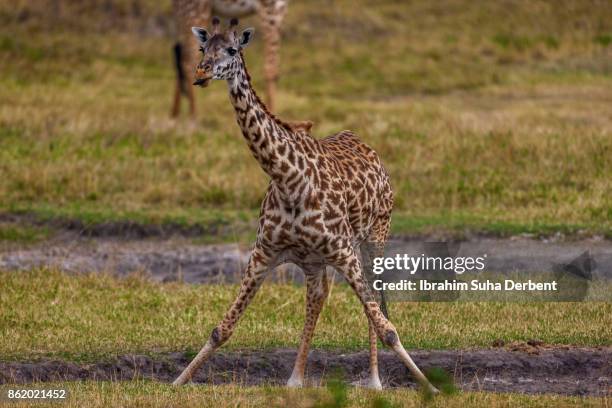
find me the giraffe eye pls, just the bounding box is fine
[227,47,237,56]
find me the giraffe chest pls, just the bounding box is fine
[212,0,258,17]
[259,186,367,256]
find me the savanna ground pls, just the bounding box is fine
[0,0,611,406]
[1,270,611,405]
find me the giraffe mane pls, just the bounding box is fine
[287,120,314,133]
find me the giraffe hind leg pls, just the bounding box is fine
[360,239,387,390]
[366,319,383,389]
[171,42,184,118]
[363,215,392,389]
[365,215,392,318]
[328,246,439,394]
[171,0,212,120]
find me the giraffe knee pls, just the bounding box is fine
[364,301,398,347]
[382,329,399,347]
[209,326,232,347]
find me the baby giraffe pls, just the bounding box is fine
[172,18,438,394]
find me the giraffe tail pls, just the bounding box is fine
[173,42,187,96]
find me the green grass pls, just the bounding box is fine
[2,204,260,243]
[0,269,609,362]
[0,223,49,244]
[0,381,607,408]
[5,204,609,246]
[0,0,610,236]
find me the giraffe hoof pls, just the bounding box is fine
[286,376,304,388]
[366,377,383,390]
[350,378,382,390]
[426,384,440,395]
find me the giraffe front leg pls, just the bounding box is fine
[173,246,272,385]
[287,268,332,387]
[328,247,439,395]
[183,31,200,120]
[171,0,212,120]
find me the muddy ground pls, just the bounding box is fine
[1,347,610,396]
[1,222,611,284]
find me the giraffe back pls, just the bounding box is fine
[320,131,394,242]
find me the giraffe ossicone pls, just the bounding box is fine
[172,18,439,395]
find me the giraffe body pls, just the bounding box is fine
[259,129,393,243]
[211,0,257,16]
[173,20,438,394]
[171,0,287,117]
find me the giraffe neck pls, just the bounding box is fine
[227,55,307,192]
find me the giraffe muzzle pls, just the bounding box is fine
[193,77,212,87]
[194,66,212,87]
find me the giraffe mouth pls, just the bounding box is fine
[193,77,211,87]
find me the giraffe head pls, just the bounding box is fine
[191,17,254,87]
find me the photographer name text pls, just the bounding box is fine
[373,279,557,291]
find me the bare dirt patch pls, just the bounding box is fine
[1,347,609,396]
[1,232,611,283]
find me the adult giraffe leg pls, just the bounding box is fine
[287,267,332,387]
[258,2,287,112]
[173,246,272,385]
[183,34,198,119]
[328,245,438,394]
[171,0,211,119]
[171,45,183,118]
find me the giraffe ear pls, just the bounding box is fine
[238,28,255,48]
[191,27,209,45]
